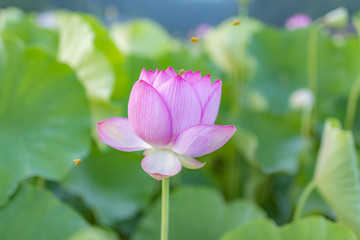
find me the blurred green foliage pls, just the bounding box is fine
[0,6,360,240]
[221,216,357,240]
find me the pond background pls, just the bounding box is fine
[1,0,360,35]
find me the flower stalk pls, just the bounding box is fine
[300,106,312,140]
[345,76,360,130]
[161,177,170,240]
[293,180,316,221]
[307,26,318,108]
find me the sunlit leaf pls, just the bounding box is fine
[80,14,128,100]
[351,11,360,37]
[204,17,263,75]
[133,186,266,240]
[66,227,119,240]
[57,12,114,101]
[221,216,356,240]
[221,219,279,240]
[56,11,126,145]
[0,37,90,204]
[110,19,172,58]
[314,119,360,237]
[0,7,58,55]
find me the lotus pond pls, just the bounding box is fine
[0,6,360,240]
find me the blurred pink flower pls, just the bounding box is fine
[98,67,236,180]
[194,23,212,38]
[285,14,312,30]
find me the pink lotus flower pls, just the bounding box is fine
[97,67,236,180]
[285,14,312,30]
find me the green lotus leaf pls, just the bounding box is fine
[314,119,360,237]
[204,17,263,75]
[350,11,360,143]
[321,7,349,29]
[246,27,310,113]
[110,19,173,58]
[62,147,158,225]
[56,11,127,146]
[238,110,302,174]
[79,14,128,100]
[0,185,118,240]
[57,12,114,101]
[133,186,266,240]
[221,216,356,240]
[0,37,90,204]
[352,11,360,37]
[221,219,279,240]
[247,25,360,114]
[66,227,119,240]
[0,7,58,55]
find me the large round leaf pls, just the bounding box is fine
[246,27,309,113]
[62,147,158,225]
[57,12,114,102]
[204,17,263,75]
[0,37,90,205]
[314,119,360,237]
[0,185,118,240]
[110,19,172,58]
[56,12,127,146]
[0,7,58,55]
[221,216,356,240]
[66,227,119,240]
[237,110,302,174]
[133,186,266,240]
[80,14,128,100]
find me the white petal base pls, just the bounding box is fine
[178,155,205,169]
[141,150,182,180]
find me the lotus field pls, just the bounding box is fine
[1,6,360,240]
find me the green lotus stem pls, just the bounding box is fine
[307,26,318,106]
[345,76,360,130]
[161,177,170,240]
[301,106,312,139]
[293,180,316,221]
